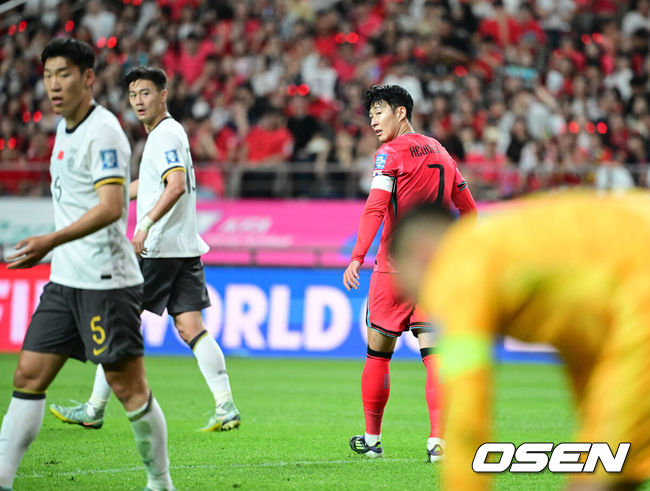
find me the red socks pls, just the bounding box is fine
[361,348,392,435]
[361,346,442,439]
[421,348,442,438]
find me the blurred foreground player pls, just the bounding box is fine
[391,194,650,490]
[50,66,240,432]
[343,85,476,461]
[0,40,173,490]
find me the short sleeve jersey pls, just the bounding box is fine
[136,117,209,258]
[49,104,143,289]
[371,133,469,272]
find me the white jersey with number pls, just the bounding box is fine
[49,104,143,289]
[137,116,209,258]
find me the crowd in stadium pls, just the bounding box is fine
[1,0,650,198]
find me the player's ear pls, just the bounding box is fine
[161,88,168,103]
[83,68,95,88]
[398,105,407,122]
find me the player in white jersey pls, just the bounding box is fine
[0,39,173,490]
[50,66,240,433]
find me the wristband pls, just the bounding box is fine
[137,215,154,233]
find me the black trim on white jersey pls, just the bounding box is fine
[93,174,125,186]
[160,165,185,182]
[65,104,97,134]
[149,115,172,134]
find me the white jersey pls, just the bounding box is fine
[137,116,209,258]
[49,104,143,289]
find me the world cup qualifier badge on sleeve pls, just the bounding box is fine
[373,153,387,176]
[100,149,118,169]
[165,149,179,164]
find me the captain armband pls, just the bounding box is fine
[370,175,395,192]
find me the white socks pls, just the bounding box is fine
[84,331,232,422]
[89,331,234,413]
[0,390,173,489]
[127,393,173,490]
[88,364,112,416]
[0,394,46,488]
[365,433,381,446]
[192,332,233,405]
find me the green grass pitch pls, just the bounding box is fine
[0,354,635,490]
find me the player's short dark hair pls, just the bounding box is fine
[363,85,414,122]
[124,66,167,91]
[390,203,456,258]
[41,38,95,71]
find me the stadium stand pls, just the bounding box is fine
[1,0,650,200]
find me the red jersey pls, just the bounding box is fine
[351,132,476,272]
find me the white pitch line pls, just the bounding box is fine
[18,457,420,479]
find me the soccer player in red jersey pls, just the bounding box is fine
[343,85,477,462]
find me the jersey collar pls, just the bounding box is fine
[149,114,172,133]
[65,104,97,134]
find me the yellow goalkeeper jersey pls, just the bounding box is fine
[420,192,650,489]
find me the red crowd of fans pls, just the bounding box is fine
[1,0,650,198]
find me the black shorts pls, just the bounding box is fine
[139,257,211,316]
[22,282,144,364]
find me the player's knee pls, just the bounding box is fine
[174,325,196,344]
[416,330,436,350]
[105,373,128,401]
[104,360,148,406]
[13,366,29,390]
[106,372,147,405]
[367,329,397,352]
[13,363,44,391]
[173,312,204,343]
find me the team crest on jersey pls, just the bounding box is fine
[100,149,118,169]
[165,149,179,164]
[65,148,77,170]
[374,153,387,170]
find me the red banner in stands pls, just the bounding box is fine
[0,264,49,352]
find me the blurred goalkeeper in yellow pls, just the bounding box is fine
[390,193,650,490]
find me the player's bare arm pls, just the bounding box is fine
[7,184,124,269]
[129,179,139,201]
[132,169,186,256]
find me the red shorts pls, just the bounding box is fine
[366,271,433,338]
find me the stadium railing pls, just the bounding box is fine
[2,160,649,200]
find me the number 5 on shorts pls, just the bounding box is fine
[91,315,107,356]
